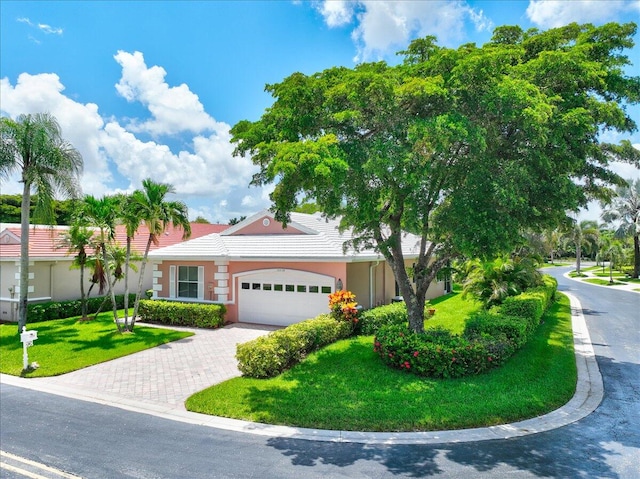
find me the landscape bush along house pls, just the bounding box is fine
[236,276,557,380]
[148,211,449,327]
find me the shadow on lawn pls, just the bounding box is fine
[265,355,638,478]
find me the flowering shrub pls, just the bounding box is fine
[374,324,509,378]
[329,290,359,326]
[374,275,557,378]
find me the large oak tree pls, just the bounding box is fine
[232,23,640,333]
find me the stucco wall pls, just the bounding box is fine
[0,259,154,323]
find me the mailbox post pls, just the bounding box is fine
[20,327,38,370]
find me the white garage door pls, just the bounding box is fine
[238,269,334,326]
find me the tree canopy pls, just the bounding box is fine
[231,22,640,333]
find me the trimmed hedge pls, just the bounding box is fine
[27,294,136,323]
[137,300,226,329]
[356,301,408,335]
[236,314,353,378]
[374,274,557,378]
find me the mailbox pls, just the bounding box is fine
[20,328,38,346]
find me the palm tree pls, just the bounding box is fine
[566,220,599,275]
[115,193,142,329]
[0,113,83,334]
[461,255,542,308]
[130,179,191,330]
[602,179,640,279]
[79,195,123,332]
[58,222,95,320]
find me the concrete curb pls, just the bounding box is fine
[0,292,603,444]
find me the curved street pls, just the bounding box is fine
[1,266,639,478]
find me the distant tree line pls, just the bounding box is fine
[0,194,76,225]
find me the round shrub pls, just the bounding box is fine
[374,324,505,378]
[356,301,408,335]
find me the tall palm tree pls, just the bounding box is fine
[130,178,191,330]
[58,222,95,320]
[602,179,640,278]
[566,220,599,275]
[79,195,123,332]
[114,193,142,329]
[0,113,83,334]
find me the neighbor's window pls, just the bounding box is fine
[178,266,200,298]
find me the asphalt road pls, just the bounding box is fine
[1,267,639,478]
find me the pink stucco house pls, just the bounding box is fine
[148,211,448,326]
[0,222,226,322]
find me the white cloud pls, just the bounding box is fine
[526,0,639,28]
[114,51,218,137]
[0,73,112,197]
[315,0,491,61]
[17,17,63,35]
[0,64,264,220]
[318,0,355,27]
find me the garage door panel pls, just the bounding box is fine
[238,270,333,326]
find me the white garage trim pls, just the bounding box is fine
[234,269,335,326]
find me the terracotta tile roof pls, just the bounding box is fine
[0,222,227,260]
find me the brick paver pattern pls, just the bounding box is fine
[33,323,276,410]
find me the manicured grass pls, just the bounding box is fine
[583,278,627,286]
[186,294,576,432]
[425,288,482,334]
[0,311,192,377]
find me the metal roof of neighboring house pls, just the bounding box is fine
[148,211,422,262]
[0,222,227,261]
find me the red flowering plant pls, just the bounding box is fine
[328,290,359,328]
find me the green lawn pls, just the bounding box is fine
[0,311,192,377]
[583,278,627,286]
[186,293,576,432]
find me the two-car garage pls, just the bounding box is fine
[237,269,335,326]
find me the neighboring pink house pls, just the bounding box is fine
[149,211,448,326]
[0,222,226,322]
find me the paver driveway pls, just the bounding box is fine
[31,322,277,409]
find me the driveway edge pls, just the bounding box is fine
[0,292,603,444]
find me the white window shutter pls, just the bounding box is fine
[197,266,204,300]
[169,265,176,298]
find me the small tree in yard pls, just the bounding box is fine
[232,23,640,333]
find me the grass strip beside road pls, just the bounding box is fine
[0,311,192,377]
[186,293,576,432]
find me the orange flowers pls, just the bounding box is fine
[329,290,359,324]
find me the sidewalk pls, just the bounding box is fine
[1,293,605,444]
[560,263,640,294]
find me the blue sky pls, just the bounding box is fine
[1,1,639,224]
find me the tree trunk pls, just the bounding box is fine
[633,234,640,279]
[79,261,88,320]
[576,244,582,274]
[132,235,153,330]
[18,181,31,335]
[123,237,131,330]
[101,241,122,333]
